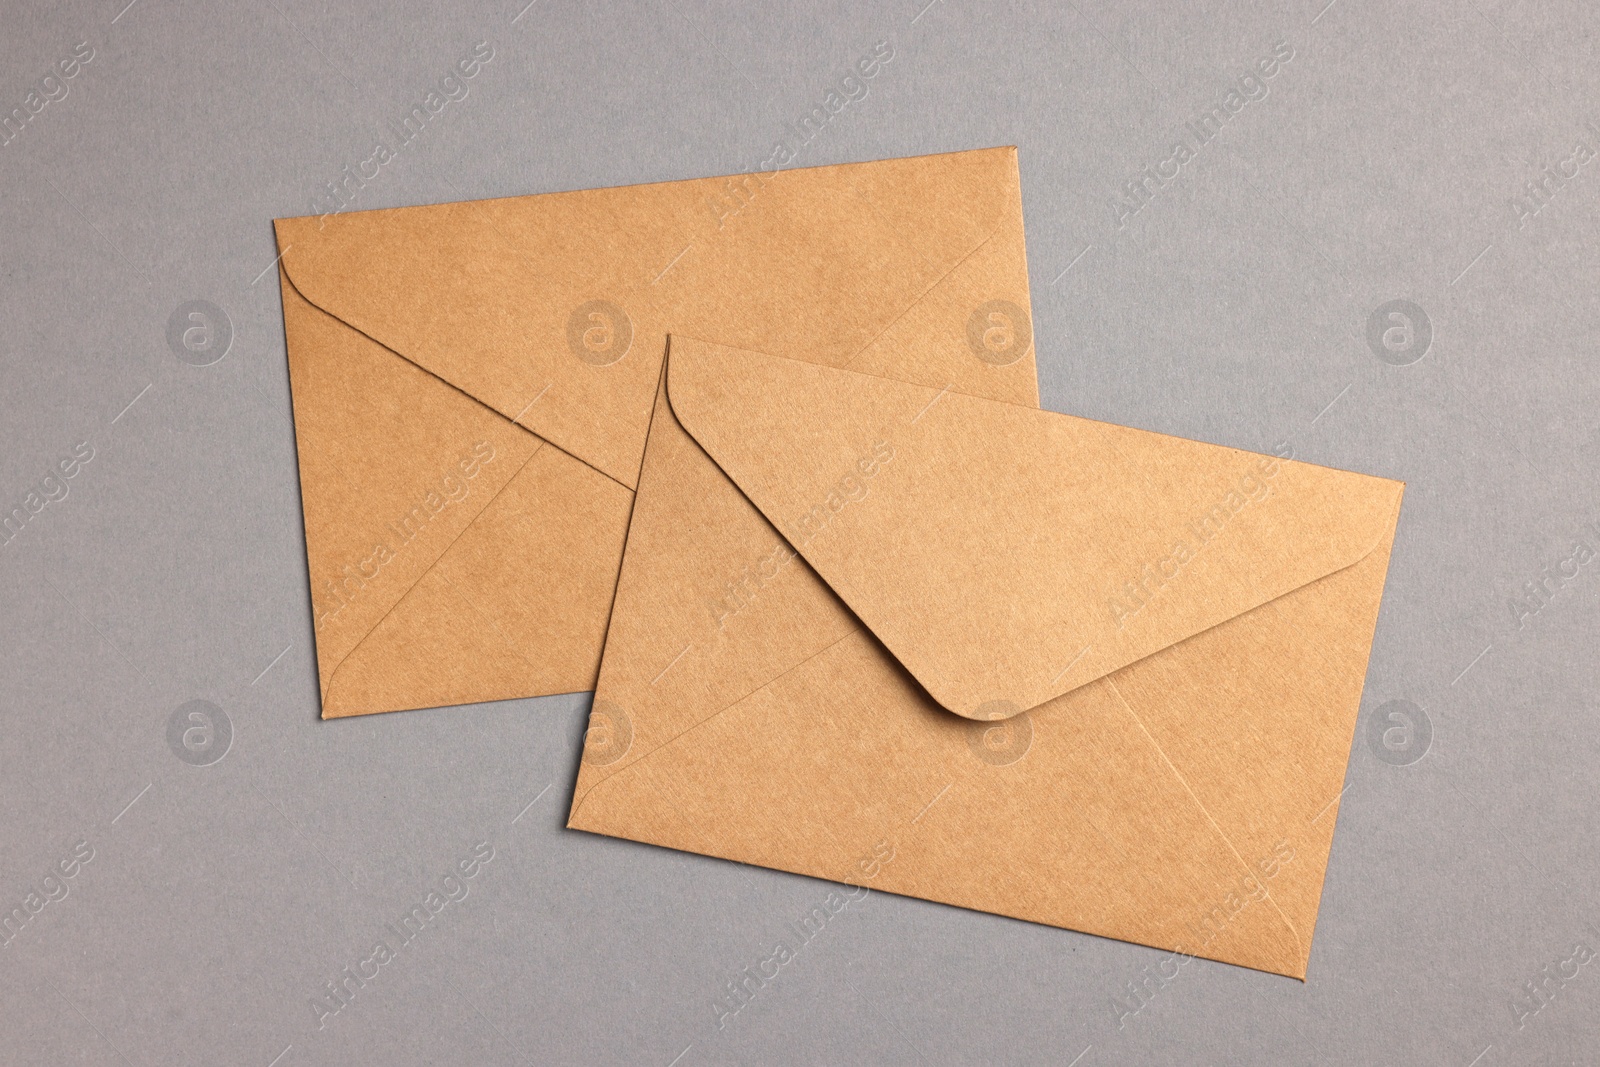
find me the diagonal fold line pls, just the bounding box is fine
[568,625,864,818]
[278,264,634,492]
[1103,675,1305,964]
[839,218,1013,373]
[320,441,546,703]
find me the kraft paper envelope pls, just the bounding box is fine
[568,338,1405,978]
[273,147,1040,717]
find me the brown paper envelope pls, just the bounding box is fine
[274,147,1040,717]
[568,338,1404,978]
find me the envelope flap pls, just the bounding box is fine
[273,148,1021,490]
[275,192,687,489]
[666,338,1405,720]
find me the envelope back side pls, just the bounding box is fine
[273,147,1037,716]
[570,339,1404,979]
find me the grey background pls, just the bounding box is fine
[1,0,1595,1062]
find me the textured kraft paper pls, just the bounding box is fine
[569,338,1405,979]
[273,147,1038,717]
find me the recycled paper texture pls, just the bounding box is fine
[569,338,1404,979]
[274,147,1037,717]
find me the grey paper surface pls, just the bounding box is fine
[1,0,1596,1063]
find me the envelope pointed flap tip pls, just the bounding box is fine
[667,337,1403,721]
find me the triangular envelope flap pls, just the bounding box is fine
[273,148,1018,489]
[275,189,696,489]
[666,338,1404,721]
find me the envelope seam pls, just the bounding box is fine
[837,166,1025,372]
[839,224,1006,372]
[1102,675,1306,970]
[321,440,547,712]
[569,624,864,819]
